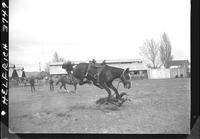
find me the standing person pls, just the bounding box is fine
[49,76,54,91]
[29,77,35,92]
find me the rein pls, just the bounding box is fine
[120,69,126,82]
[116,69,126,90]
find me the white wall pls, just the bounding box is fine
[49,65,67,75]
[148,69,171,79]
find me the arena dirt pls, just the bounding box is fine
[9,78,190,134]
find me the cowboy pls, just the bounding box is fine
[96,60,106,83]
[86,59,106,83]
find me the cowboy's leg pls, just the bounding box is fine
[97,72,100,83]
[97,67,104,83]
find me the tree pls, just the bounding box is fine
[52,51,66,62]
[52,51,59,62]
[159,32,173,68]
[45,52,66,73]
[140,39,160,68]
[44,62,50,73]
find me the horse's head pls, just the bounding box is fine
[120,68,131,89]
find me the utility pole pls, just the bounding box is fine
[39,62,41,72]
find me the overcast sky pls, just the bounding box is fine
[9,0,190,71]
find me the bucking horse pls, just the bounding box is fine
[62,61,132,106]
[56,74,78,93]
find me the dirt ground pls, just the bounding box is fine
[9,78,190,134]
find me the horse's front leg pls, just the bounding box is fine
[108,82,120,99]
[93,81,103,89]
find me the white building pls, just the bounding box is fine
[9,64,26,79]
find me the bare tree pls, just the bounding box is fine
[52,51,66,62]
[140,39,160,68]
[44,62,50,73]
[52,51,59,62]
[159,32,173,68]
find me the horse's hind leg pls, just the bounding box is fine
[63,84,69,93]
[60,84,63,89]
[101,83,112,101]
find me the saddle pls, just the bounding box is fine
[93,63,104,68]
[86,62,106,81]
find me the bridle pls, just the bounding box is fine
[120,69,128,82]
[117,69,131,89]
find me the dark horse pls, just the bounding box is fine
[56,74,78,92]
[62,62,131,101]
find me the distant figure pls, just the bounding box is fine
[49,76,54,91]
[56,74,78,93]
[29,77,35,92]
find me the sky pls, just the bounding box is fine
[9,0,190,71]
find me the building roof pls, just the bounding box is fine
[169,60,189,67]
[9,64,15,68]
[15,67,24,70]
[49,59,143,66]
[104,59,142,64]
[107,62,148,71]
